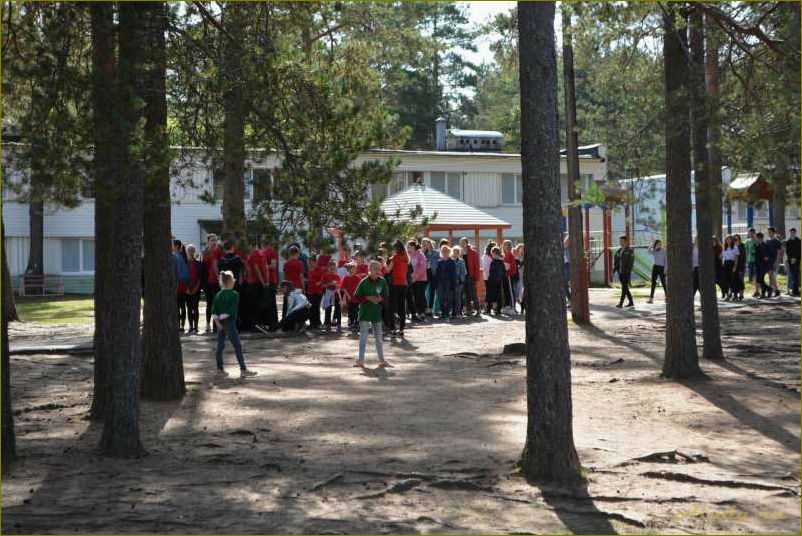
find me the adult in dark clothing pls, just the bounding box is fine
[459,237,481,316]
[785,228,800,296]
[734,234,746,301]
[217,240,248,328]
[613,235,635,308]
[755,232,773,298]
[765,227,783,297]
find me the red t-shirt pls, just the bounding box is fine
[204,246,223,285]
[355,262,369,275]
[341,273,362,300]
[188,260,201,289]
[263,247,278,285]
[318,254,331,268]
[283,258,304,291]
[390,255,408,286]
[319,272,341,292]
[247,250,267,285]
[307,266,327,295]
[504,251,518,277]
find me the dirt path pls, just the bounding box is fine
[2,290,800,534]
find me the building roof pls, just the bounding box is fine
[447,129,504,139]
[380,184,511,230]
[367,144,605,161]
[728,173,761,190]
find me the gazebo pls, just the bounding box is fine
[725,173,775,230]
[380,184,512,246]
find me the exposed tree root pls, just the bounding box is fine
[641,470,800,494]
[350,478,422,499]
[307,473,344,492]
[616,450,710,467]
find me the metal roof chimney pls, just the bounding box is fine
[435,117,448,151]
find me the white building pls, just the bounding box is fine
[2,143,609,294]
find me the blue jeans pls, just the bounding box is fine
[438,283,452,317]
[358,321,384,363]
[453,282,464,315]
[215,318,246,370]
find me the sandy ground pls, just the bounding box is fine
[2,289,800,534]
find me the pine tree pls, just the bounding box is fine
[518,0,583,483]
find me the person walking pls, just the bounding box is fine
[646,239,666,304]
[613,235,635,308]
[210,271,257,378]
[785,228,800,296]
[720,235,740,301]
[766,226,784,297]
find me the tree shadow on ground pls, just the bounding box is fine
[576,323,800,453]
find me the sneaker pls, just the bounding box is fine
[626,302,634,308]
[216,369,229,377]
[240,369,257,378]
[616,304,623,309]
[254,324,269,335]
[774,290,781,297]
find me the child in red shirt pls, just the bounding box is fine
[320,260,342,332]
[355,251,369,275]
[307,255,326,329]
[341,263,363,333]
[283,246,305,292]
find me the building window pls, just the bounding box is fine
[430,172,462,199]
[501,173,523,205]
[62,238,95,274]
[252,168,272,203]
[213,169,225,200]
[738,200,771,219]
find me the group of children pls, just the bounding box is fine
[171,233,528,371]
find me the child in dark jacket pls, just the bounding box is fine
[486,247,507,315]
[436,245,457,319]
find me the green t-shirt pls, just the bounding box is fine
[745,239,757,264]
[355,276,388,323]
[211,288,239,323]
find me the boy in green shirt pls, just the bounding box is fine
[211,271,257,378]
[354,260,393,368]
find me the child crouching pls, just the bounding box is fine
[211,271,257,378]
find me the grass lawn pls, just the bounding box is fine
[15,295,95,324]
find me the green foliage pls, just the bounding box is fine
[1,3,93,206]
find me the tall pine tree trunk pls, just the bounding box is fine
[518,0,582,483]
[704,16,723,238]
[691,9,723,361]
[2,221,18,473]
[221,2,247,248]
[89,2,117,421]
[97,1,145,457]
[25,202,44,278]
[662,8,701,379]
[562,4,589,324]
[140,1,185,401]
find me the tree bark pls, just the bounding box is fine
[704,16,723,237]
[221,2,248,249]
[97,1,145,457]
[662,8,701,379]
[140,1,185,401]
[25,202,44,279]
[89,1,117,421]
[691,10,723,361]
[773,174,787,237]
[2,221,18,474]
[517,0,582,483]
[562,4,589,324]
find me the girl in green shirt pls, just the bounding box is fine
[354,261,393,368]
[211,271,257,378]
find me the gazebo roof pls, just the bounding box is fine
[727,173,774,201]
[380,184,511,230]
